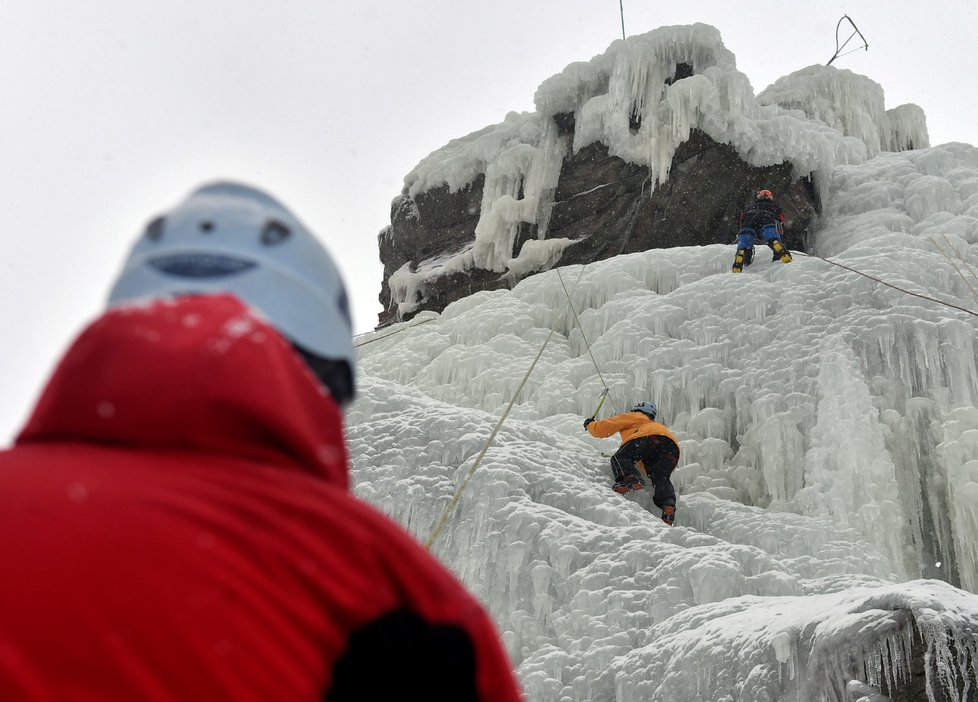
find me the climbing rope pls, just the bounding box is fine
[556,268,612,403]
[353,316,437,348]
[826,15,868,66]
[795,250,978,319]
[931,235,978,306]
[424,266,590,549]
[618,0,626,40]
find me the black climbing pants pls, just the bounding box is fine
[610,435,680,508]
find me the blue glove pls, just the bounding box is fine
[583,417,595,430]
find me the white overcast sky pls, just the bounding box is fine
[2,0,976,441]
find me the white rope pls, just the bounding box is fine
[424,328,555,549]
[424,265,593,549]
[354,317,436,347]
[931,235,978,306]
[556,267,612,412]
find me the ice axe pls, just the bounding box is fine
[590,388,610,418]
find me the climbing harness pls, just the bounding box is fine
[826,15,868,66]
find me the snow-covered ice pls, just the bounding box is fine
[352,144,978,699]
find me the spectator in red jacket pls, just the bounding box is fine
[0,182,523,702]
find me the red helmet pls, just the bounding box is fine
[756,189,774,201]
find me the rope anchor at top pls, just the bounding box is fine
[827,14,868,66]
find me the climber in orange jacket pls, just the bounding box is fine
[584,401,681,525]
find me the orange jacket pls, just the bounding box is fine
[588,411,680,449]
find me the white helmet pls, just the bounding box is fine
[108,181,355,403]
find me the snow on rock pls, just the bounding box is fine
[535,24,861,186]
[352,141,978,699]
[405,111,545,199]
[796,337,906,569]
[533,23,736,118]
[819,142,978,258]
[935,407,978,593]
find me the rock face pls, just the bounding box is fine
[378,175,503,326]
[377,129,818,327]
[545,129,817,259]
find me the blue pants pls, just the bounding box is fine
[738,224,782,249]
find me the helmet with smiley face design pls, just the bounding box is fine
[108,181,355,404]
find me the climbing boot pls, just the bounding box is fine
[731,248,750,273]
[769,239,793,263]
[661,504,676,526]
[612,464,645,494]
[612,475,644,494]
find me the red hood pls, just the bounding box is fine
[17,294,349,488]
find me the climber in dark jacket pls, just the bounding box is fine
[0,182,523,702]
[732,189,793,272]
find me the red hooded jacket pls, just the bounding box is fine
[0,295,522,702]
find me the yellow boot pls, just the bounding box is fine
[732,248,747,273]
[770,239,793,263]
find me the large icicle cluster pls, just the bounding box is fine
[390,112,567,316]
[759,65,930,158]
[533,24,859,184]
[351,142,978,699]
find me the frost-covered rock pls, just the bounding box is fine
[378,23,926,327]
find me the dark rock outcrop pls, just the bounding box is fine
[377,129,819,327]
[546,130,816,259]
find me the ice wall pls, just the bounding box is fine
[376,142,978,587]
[352,142,978,699]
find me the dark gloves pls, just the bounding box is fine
[583,417,595,430]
